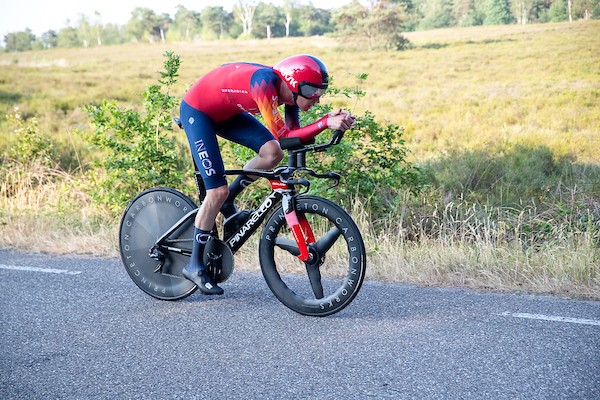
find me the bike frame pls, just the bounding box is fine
[153,171,316,262]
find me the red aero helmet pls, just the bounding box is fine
[273,55,329,99]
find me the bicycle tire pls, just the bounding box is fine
[119,187,198,300]
[259,195,366,316]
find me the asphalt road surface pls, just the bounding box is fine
[1,249,599,399]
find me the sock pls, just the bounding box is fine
[221,174,254,217]
[190,227,211,272]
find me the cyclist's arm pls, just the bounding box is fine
[282,104,328,142]
[250,72,328,143]
[254,93,328,142]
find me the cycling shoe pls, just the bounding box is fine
[182,266,224,295]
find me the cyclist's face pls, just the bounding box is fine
[296,94,320,111]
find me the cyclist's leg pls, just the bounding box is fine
[219,112,284,170]
[179,100,227,295]
[246,140,284,170]
[217,113,283,215]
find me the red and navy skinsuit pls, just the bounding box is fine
[180,62,328,189]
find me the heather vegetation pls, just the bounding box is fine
[0,20,598,299]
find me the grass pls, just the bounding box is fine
[1,21,599,299]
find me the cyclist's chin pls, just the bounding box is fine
[296,97,317,112]
[299,102,315,112]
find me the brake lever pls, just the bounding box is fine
[284,178,311,188]
[303,170,340,187]
[278,169,311,188]
[310,171,340,181]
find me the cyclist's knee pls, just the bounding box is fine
[259,140,284,167]
[206,185,229,204]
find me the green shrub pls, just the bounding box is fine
[5,108,53,167]
[305,75,422,211]
[83,51,189,212]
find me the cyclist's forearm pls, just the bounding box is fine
[282,115,328,142]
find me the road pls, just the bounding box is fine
[1,249,599,399]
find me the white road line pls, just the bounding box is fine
[0,264,82,275]
[499,312,600,327]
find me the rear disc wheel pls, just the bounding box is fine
[119,187,197,300]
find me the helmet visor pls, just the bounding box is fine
[298,82,327,99]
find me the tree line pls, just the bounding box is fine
[3,0,599,52]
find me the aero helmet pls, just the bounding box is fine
[273,55,329,99]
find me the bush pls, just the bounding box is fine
[5,108,53,168]
[83,51,189,213]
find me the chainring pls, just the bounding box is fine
[203,237,235,283]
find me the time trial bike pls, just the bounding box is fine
[118,121,366,317]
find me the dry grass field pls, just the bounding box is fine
[1,21,599,298]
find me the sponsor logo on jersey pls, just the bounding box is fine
[222,88,249,94]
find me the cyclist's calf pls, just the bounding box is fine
[196,186,229,231]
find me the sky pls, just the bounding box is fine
[1,0,357,39]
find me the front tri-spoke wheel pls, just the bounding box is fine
[259,195,366,317]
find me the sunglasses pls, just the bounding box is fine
[298,82,328,99]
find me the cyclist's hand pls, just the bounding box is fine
[327,109,356,132]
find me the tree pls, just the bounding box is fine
[57,27,80,48]
[332,0,408,50]
[200,7,231,40]
[452,0,481,26]
[511,0,554,24]
[418,0,455,30]
[235,0,257,37]
[573,0,600,19]
[282,0,299,37]
[77,14,93,47]
[548,0,568,21]
[40,30,58,49]
[481,0,513,25]
[100,24,126,45]
[93,11,103,46]
[126,8,171,43]
[153,13,171,43]
[3,29,36,52]
[254,3,285,38]
[173,5,201,41]
[296,5,333,36]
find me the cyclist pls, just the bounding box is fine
[179,54,356,295]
